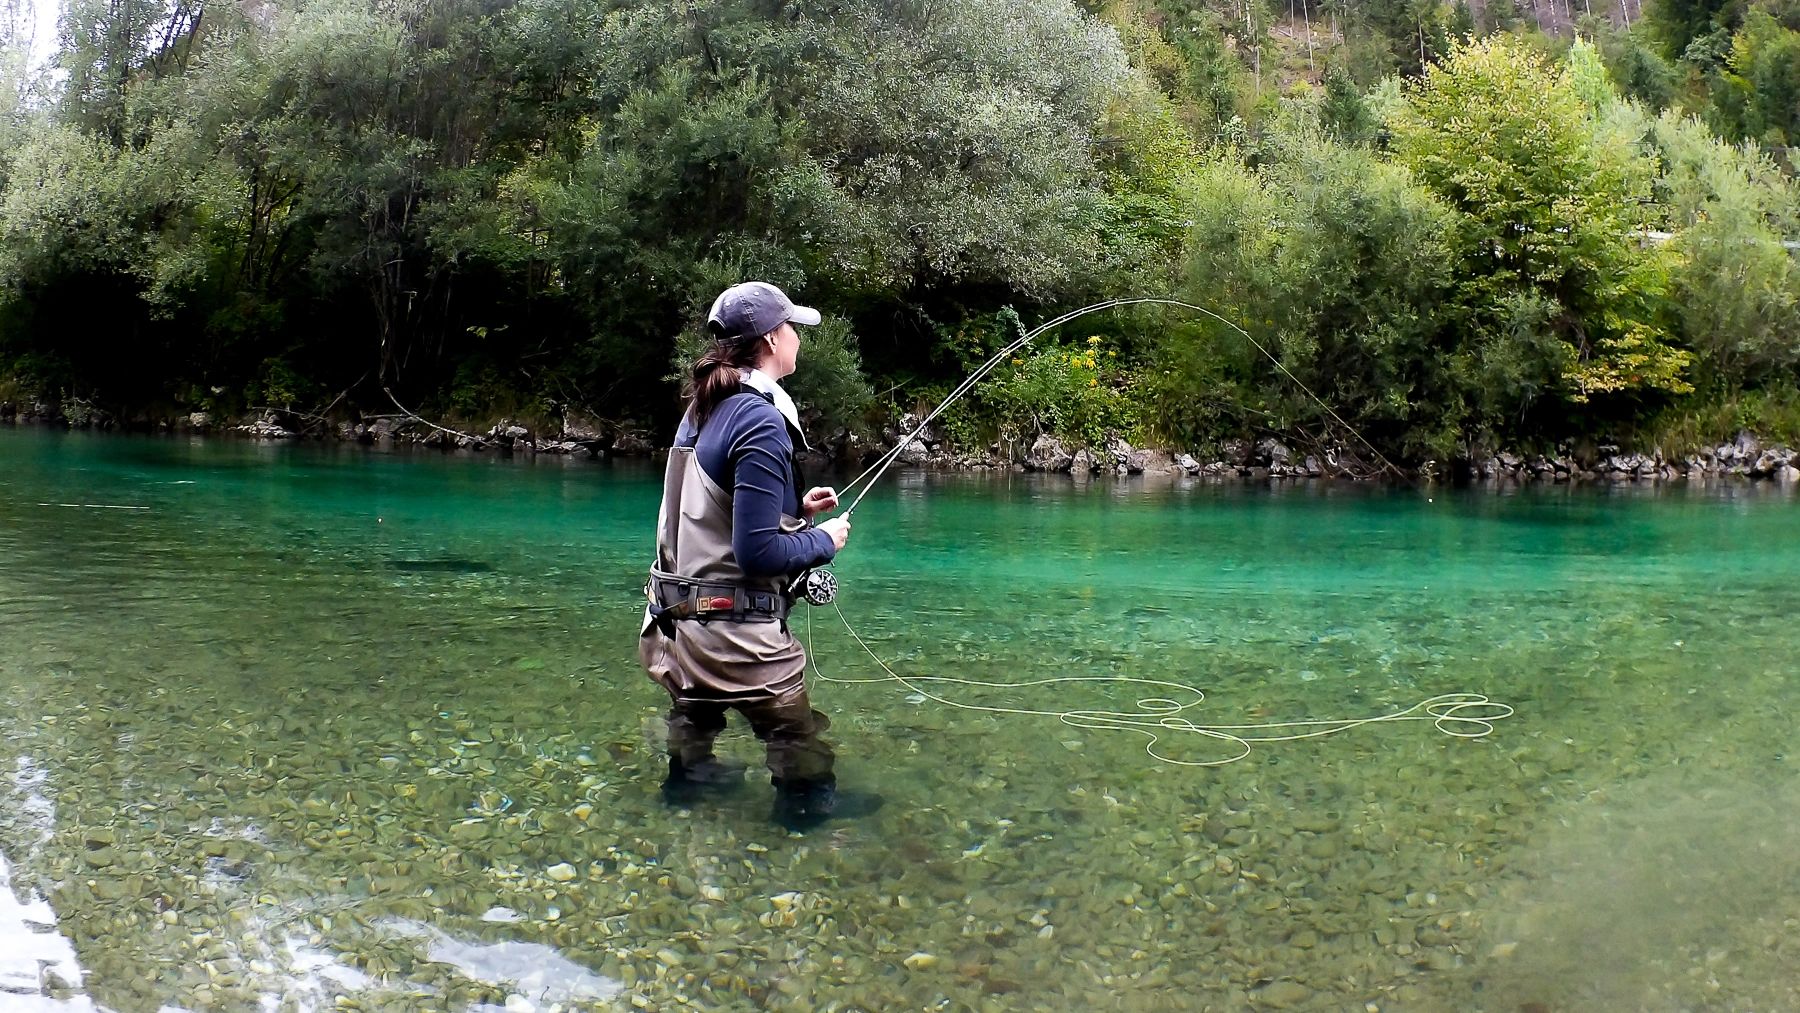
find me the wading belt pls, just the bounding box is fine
[645,568,792,637]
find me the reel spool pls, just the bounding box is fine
[801,567,838,606]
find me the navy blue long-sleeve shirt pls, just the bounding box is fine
[675,390,837,579]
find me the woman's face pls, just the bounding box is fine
[761,321,800,380]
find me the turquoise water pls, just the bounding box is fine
[1,426,1797,1011]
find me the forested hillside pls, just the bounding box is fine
[1,0,1796,466]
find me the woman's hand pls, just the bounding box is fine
[816,516,851,552]
[801,486,839,519]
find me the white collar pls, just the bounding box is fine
[742,368,808,448]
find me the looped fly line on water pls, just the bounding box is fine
[805,605,1515,767]
[796,296,1513,763]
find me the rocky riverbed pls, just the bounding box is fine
[5,659,1797,1013]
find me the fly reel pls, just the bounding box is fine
[800,567,838,606]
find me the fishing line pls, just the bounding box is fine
[805,605,1513,767]
[788,297,1371,599]
[833,297,1405,519]
[794,297,1512,763]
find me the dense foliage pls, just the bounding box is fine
[0,0,1796,463]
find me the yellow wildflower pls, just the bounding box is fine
[1087,336,1102,346]
[1011,358,1023,365]
[1088,378,1098,387]
[1108,350,1117,358]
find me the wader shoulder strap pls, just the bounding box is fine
[654,446,690,572]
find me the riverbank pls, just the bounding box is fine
[3,397,1797,485]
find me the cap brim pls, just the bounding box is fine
[788,305,822,327]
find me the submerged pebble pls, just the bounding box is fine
[902,952,938,971]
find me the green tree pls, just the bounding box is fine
[1713,12,1800,143]
[57,0,201,139]
[467,0,1132,406]
[1329,0,1456,79]
[1156,123,1463,458]
[1596,24,1681,109]
[1389,37,1690,426]
[1635,106,1800,389]
[4,0,1139,431]
[1649,0,1739,58]
[1318,66,1377,144]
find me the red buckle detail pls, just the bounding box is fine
[706,596,734,610]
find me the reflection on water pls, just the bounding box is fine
[1,850,94,1009]
[1,751,95,1009]
[0,427,1797,1011]
[388,918,623,1005]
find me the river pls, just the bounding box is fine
[1,426,1796,1011]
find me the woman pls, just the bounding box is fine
[639,281,878,831]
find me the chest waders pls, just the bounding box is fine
[637,422,856,828]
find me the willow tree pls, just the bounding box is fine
[1164,116,1461,460]
[58,0,203,139]
[1635,105,1800,393]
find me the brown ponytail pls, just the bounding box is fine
[687,331,765,430]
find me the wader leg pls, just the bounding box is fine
[740,689,835,783]
[745,690,882,831]
[666,699,730,767]
[662,698,745,806]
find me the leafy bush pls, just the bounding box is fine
[981,335,1142,448]
[784,317,876,438]
[1712,13,1800,145]
[1642,382,1800,455]
[1161,127,1462,458]
[1596,24,1681,110]
[251,358,317,410]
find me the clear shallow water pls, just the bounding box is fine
[1,426,1797,1011]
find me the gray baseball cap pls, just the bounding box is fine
[706,282,822,340]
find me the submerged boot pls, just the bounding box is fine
[770,775,884,832]
[660,756,747,807]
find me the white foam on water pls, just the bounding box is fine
[241,936,380,1012]
[0,850,96,1008]
[197,815,271,845]
[12,757,58,850]
[386,918,623,1004]
[284,939,372,991]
